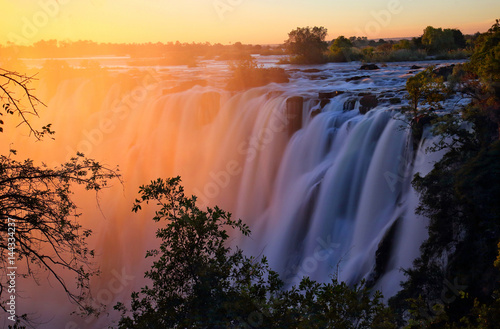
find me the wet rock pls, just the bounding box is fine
[359,94,378,114]
[302,68,322,73]
[320,99,330,108]
[389,97,402,104]
[365,218,400,288]
[319,91,344,99]
[360,64,380,70]
[266,90,285,99]
[433,65,455,80]
[310,108,322,118]
[308,75,329,80]
[343,97,357,112]
[163,80,207,95]
[410,65,423,70]
[346,75,370,82]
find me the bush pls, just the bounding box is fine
[284,26,328,64]
[226,59,289,90]
[116,177,398,329]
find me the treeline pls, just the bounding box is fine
[0,39,284,63]
[284,25,478,64]
[0,25,479,66]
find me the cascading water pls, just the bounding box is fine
[1,58,460,328]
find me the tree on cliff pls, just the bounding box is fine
[466,19,500,138]
[284,26,328,64]
[0,69,120,324]
[391,20,500,328]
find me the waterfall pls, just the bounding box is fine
[2,61,443,327]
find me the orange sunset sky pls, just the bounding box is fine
[1,0,499,45]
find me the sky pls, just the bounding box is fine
[1,0,499,45]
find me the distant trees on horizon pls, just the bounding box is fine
[0,23,480,66]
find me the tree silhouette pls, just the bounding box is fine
[0,69,120,324]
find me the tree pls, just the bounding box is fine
[466,19,500,137]
[0,69,53,139]
[0,69,121,323]
[421,26,456,54]
[284,26,328,64]
[451,29,467,49]
[226,59,289,90]
[116,177,397,328]
[390,21,500,327]
[329,36,358,62]
[403,66,448,145]
[115,176,283,328]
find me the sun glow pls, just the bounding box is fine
[1,0,498,46]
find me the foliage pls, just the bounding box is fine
[422,26,462,55]
[467,20,500,85]
[404,66,448,117]
[496,242,500,269]
[115,176,278,328]
[0,67,120,324]
[116,177,398,328]
[390,20,500,328]
[465,19,500,136]
[284,26,328,64]
[0,69,53,139]
[328,36,363,62]
[402,66,448,145]
[0,153,120,316]
[226,59,289,90]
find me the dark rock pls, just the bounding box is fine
[302,68,322,73]
[389,97,402,104]
[365,218,400,288]
[343,98,357,112]
[433,65,455,80]
[266,90,285,99]
[318,91,344,99]
[410,65,422,70]
[286,96,304,135]
[308,75,329,80]
[310,108,322,118]
[346,75,370,82]
[360,64,380,70]
[163,80,207,95]
[320,99,330,109]
[411,114,438,150]
[359,94,378,114]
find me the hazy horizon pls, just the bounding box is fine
[1,0,498,46]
